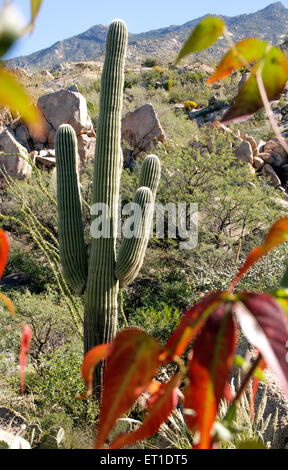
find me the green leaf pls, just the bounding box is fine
[233,355,266,381]
[30,0,43,29]
[0,67,46,140]
[222,46,288,124]
[175,17,225,64]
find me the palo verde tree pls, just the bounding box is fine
[55,20,161,366]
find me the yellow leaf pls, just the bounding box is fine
[30,0,43,30]
[0,67,46,140]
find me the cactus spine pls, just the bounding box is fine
[55,20,161,376]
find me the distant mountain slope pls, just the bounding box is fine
[6,2,288,70]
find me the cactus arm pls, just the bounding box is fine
[115,186,153,288]
[85,20,128,355]
[115,155,161,288]
[139,154,161,198]
[55,124,87,294]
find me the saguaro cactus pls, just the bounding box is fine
[55,20,161,369]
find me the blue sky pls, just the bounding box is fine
[4,0,288,59]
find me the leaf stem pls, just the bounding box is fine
[226,353,262,418]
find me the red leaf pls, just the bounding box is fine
[0,229,9,280]
[183,305,236,449]
[109,374,181,449]
[78,343,109,399]
[94,328,163,449]
[234,292,288,397]
[229,217,288,292]
[165,292,229,360]
[19,323,32,394]
[207,38,268,84]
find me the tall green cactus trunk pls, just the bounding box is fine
[84,19,126,354]
[55,19,161,389]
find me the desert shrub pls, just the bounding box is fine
[17,341,98,426]
[124,71,139,90]
[142,58,157,67]
[184,100,198,110]
[128,304,180,344]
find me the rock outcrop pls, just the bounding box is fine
[121,103,166,163]
[0,128,31,182]
[37,86,95,162]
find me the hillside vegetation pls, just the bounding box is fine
[1,49,288,448]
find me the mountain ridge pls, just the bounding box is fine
[5,2,288,70]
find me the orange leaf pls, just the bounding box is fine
[207,38,268,84]
[0,292,14,316]
[229,217,288,291]
[109,374,181,449]
[251,357,266,419]
[0,229,9,280]
[94,328,163,449]
[221,46,288,124]
[19,323,32,394]
[78,343,109,399]
[183,305,236,449]
[165,292,228,360]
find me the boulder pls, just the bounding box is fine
[36,154,56,169]
[257,139,266,154]
[0,430,30,449]
[38,88,93,137]
[121,104,166,157]
[264,139,287,160]
[234,140,253,164]
[245,136,257,155]
[257,152,274,164]
[15,124,30,150]
[78,133,96,163]
[0,128,31,181]
[263,164,281,188]
[253,156,265,170]
[0,272,32,289]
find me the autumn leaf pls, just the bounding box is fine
[19,323,32,394]
[0,229,9,280]
[0,292,14,316]
[165,291,231,360]
[229,217,288,291]
[94,328,163,449]
[234,293,288,397]
[207,38,268,84]
[175,17,225,64]
[0,67,46,140]
[221,46,288,124]
[109,374,181,449]
[183,304,236,449]
[78,343,109,399]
